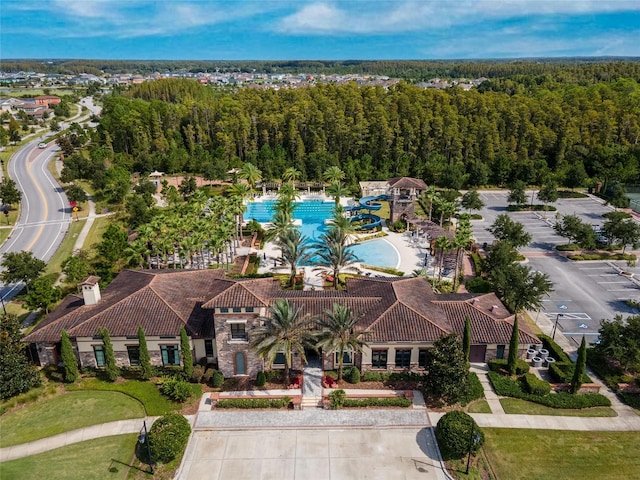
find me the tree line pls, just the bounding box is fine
[85,77,640,194]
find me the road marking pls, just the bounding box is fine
[597,281,629,284]
[563,332,600,336]
[24,152,49,252]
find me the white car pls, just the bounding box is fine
[38,143,47,149]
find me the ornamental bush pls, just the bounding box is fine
[148,413,191,464]
[459,372,485,406]
[211,371,224,388]
[160,377,192,402]
[342,397,412,408]
[255,371,266,387]
[329,389,346,409]
[190,365,205,383]
[216,397,291,409]
[435,411,484,460]
[346,366,361,384]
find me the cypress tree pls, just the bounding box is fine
[60,329,79,383]
[138,326,153,380]
[462,315,471,363]
[571,336,587,394]
[180,326,193,378]
[507,315,519,376]
[100,327,119,382]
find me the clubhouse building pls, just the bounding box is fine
[23,269,540,377]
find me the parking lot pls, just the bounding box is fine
[470,190,640,346]
[177,428,447,480]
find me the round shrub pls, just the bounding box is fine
[329,389,346,409]
[435,411,484,460]
[148,413,191,464]
[160,377,192,402]
[255,371,266,387]
[346,366,361,384]
[202,368,215,384]
[191,364,205,383]
[211,371,224,388]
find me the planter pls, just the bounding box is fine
[538,349,549,359]
[526,349,537,359]
[532,357,543,367]
[544,356,556,367]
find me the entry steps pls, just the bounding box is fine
[301,395,323,409]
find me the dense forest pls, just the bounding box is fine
[3,59,640,83]
[86,77,640,193]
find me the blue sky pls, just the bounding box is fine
[2,1,640,60]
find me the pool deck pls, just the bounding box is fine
[256,226,431,281]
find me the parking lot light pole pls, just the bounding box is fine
[552,313,564,340]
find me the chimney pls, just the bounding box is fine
[491,305,499,312]
[80,276,101,305]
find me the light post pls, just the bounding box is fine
[138,420,154,474]
[465,424,481,474]
[552,313,564,340]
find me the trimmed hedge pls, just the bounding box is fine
[342,397,412,408]
[522,373,552,396]
[549,362,592,384]
[488,358,530,375]
[217,397,291,409]
[465,277,493,293]
[488,371,611,408]
[569,253,636,261]
[160,377,192,402]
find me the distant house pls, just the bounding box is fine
[23,269,540,378]
[359,177,428,223]
[0,98,24,113]
[34,95,61,107]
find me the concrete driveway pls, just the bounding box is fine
[177,427,448,480]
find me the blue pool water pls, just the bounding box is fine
[245,200,399,268]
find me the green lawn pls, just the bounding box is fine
[483,429,640,480]
[467,399,492,414]
[45,218,87,275]
[0,434,137,480]
[499,398,618,417]
[84,215,112,252]
[0,391,144,447]
[67,378,201,416]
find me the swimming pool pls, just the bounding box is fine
[245,199,400,268]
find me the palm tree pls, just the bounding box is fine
[437,199,457,230]
[312,228,360,289]
[452,217,473,291]
[250,298,316,382]
[123,239,147,269]
[275,228,313,287]
[326,181,350,210]
[434,235,452,285]
[323,166,345,184]
[328,206,356,239]
[422,186,440,222]
[238,162,262,191]
[266,209,296,242]
[315,303,368,381]
[282,167,302,186]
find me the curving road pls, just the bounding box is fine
[0,97,101,301]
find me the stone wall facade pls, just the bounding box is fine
[214,312,262,378]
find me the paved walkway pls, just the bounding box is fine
[470,363,505,414]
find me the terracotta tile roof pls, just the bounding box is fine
[24,268,539,348]
[387,177,429,190]
[24,269,228,342]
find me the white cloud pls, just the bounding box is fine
[277,1,640,35]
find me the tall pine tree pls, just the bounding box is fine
[507,316,520,376]
[462,315,471,364]
[180,327,193,378]
[60,329,79,383]
[99,327,119,382]
[571,336,587,394]
[137,326,153,380]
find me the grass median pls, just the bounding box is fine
[0,434,137,480]
[0,391,145,447]
[499,397,618,417]
[483,429,640,480]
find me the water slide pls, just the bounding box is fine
[347,195,387,230]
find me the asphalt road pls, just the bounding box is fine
[0,97,101,301]
[470,190,640,347]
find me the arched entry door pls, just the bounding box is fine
[234,352,246,375]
